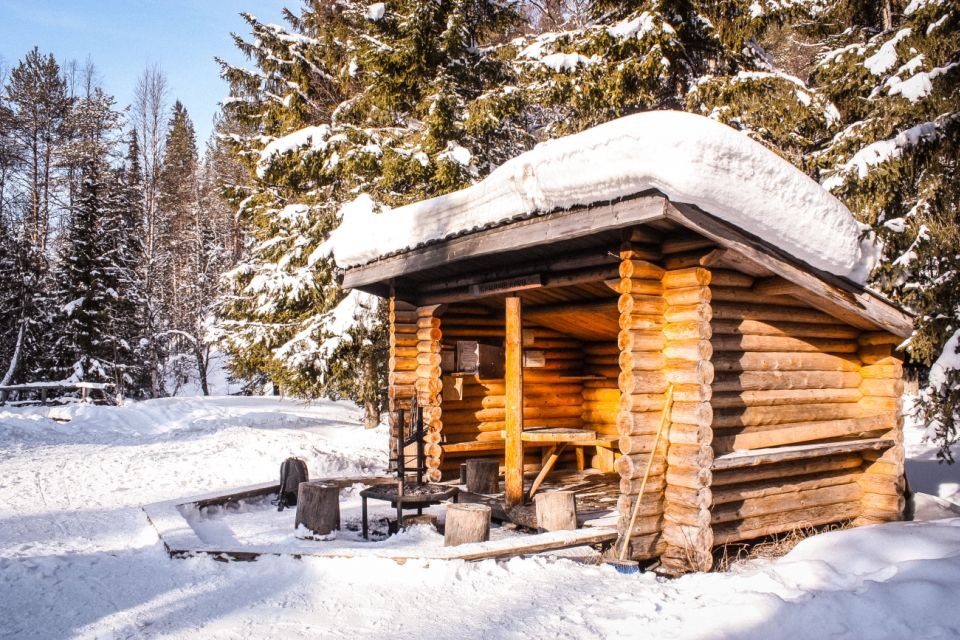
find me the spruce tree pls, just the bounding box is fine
[214,1,528,424]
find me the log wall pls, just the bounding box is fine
[388,297,418,468]
[855,335,906,524]
[660,266,715,574]
[615,244,669,561]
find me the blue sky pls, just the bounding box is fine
[0,0,288,146]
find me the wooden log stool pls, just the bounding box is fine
[444,503,491,546]
[465,458,500,494]
[534,491,578,532]
[295,481,340,537]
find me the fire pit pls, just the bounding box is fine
[360,482,459,539]
[361,398,461,539]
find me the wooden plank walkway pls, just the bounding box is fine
[143,475,618,563]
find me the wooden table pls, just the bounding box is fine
[506,428,603,500]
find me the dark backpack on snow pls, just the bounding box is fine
[275,457,309,511]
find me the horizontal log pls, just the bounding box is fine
[615,453,667,479]
[619,433,661,455]
[391,346,419,359]
[663,339,712,361]
[389,357,418,372]
[859,378,904,397]
[583,342,621,356]
[619,351,666,371]
[618,293,666,316]
[662,267,711,288]
[858,332,901,346]
[619,473,668,496]
[615,279,663,296]
[664,360,714,385]
[710,388,863,409]
[668,401,713,426]
[667,443,713,469]
[712,501,861,545]
[663,321,712,341]
[391,334,419,348]
[859,364,903,379]
[416,327,442,342]
[713,414,895,453]
[617,409,670,435]
[858,472,904,496]
[618,370,667,395]
[712,370,862,392]
[663,505,712,529]
[582,388,621,402]
[416,340,441,353]
[660,522,713,551]
[708,269,755,288]
[663,286,710,306]
[862,492,905,513]
[712,454,863,486]
[712,352,860,373]
[713,402,863,429]
[712,483,862,525]
[857,344,902,365]
[416,317,441,329]
[711,335,859,354]
[711,302,839,324]
[619,259,665,281]
[619,313,662,331]
[663,485,712,511]
[662,236,715,255]
[712,469,861,505]
[712,319,859,340]
[666,421,713,445]
[665,466,712,490]
[617,330,666,352]
[664,304,712,324]
[710,287,809,307]
[389,371,420,386]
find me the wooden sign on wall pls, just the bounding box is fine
[469,274,541,297]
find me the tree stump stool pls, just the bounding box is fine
[465,458,500,494]
[534,491,577,532]
[295,481,340,537]
[444,503,491,546]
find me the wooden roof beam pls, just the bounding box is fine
[665,202,913,337]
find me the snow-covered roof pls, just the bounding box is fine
[328,110,879,284]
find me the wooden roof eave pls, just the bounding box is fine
[341,194,670,293]
[664,201,914,338]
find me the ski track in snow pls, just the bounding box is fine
[1,396,959,639]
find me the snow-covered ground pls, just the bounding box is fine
[1,395,959,639]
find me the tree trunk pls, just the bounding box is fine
[363,355,380,428]
[195,342,210,396]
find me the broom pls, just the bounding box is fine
[608,384,674,573]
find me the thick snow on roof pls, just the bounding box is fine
[328,110,878,283]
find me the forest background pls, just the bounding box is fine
[0,0,957,457]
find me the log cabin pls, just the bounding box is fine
[329,111,913,574]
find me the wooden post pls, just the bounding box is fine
[505,296,524,507]
[445,503,491,546]
[295,482,340,536]
[465,458,500,494]
[535,491,577,531]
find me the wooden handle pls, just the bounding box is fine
[619,385,673,561]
